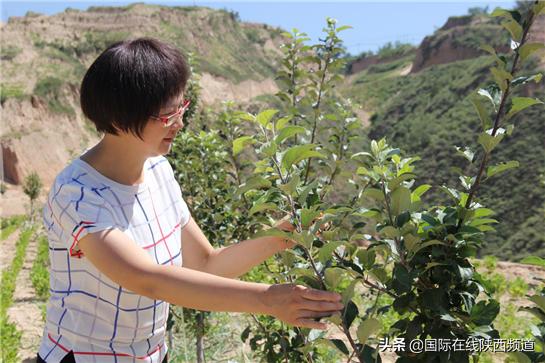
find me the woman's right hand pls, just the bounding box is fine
[261,283,344,329]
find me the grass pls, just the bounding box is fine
[0,215,25,241]
[0,227,35,363]
[0,83,26,104]
[169,309,253,362]
[31,235,50,301]
[33,76,76,116]
[0,45,21,61]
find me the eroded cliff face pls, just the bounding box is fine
[1,87,100,189]
[411,13,545,73]
[411,15,507,73]
[0,4,282,199]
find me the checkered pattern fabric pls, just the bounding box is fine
[38,155,190,363]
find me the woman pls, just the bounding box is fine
[37,38,342,363]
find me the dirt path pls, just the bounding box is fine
[7,231,44,362]
[0,228,21,271]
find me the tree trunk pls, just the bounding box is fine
[29,199,34,223]
[196,312,205,363]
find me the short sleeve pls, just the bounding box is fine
[179,194,191,229]
[48,182,116,258]
[161,157,191,229]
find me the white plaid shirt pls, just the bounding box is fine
[38,155,190,362]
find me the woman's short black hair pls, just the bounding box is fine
[80,37,190,138]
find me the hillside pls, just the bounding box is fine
[1,4,544,261]
[341,12,545,260]
[0,3,284,189]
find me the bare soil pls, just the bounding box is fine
[6,232,44,362]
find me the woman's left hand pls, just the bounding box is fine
[273,216,297,248]
[274,216,296,233]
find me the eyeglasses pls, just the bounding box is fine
[150,99,191,128]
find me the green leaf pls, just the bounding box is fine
[275,115,292,130]
[371,140,379,156]
[486,160,519,178]
[275,126,306,144]
[249,202,278,216]
[301,207,321,228]
[520,306,545,321]
[236,112,256,122]
[356,318,381,345]
[380,226,399,239]
[370,267,388,283]
[336,25,352,32]
[520,256,545,268]
[470,300,500,326]
[508,352,532,363]
[404,234,420,253]
[491,66,513,91]
[291,231,314,249]
[351,151,373,159]
[501,19,523,41]
[330,339,349,355]
[278,174,300,197]
[491,8,514,19]
[455,146,476,163]
[474,208,495,218]
[535,1,545,15]
[325,267,344,289]
[341,279,358,305]
[238,176,271,194]
[470,96,492,130]
[363,188,384,202]
[392,263,412,294]
[480,44,497,56]
[507,97,544,119]
[388,173,416,190]
[478,85,502,110]
[391,186,411,215]
[478,132,504,153]
[356,248,376,269]
[412,184,431,201]
[259,141,277,157]
[255,109,278,128]
[529,295,545,314]
[396,211,411,227]
[232,136,255,156]
[511,73,543,87]
[352,208,381,219]
[282,144,325,170]
[519,43,545,62]
[342,300,359,329]
[410,240,447,255]
[469,218,498,226]
[318,241,345,263]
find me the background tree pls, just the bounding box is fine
[22,171,42,223]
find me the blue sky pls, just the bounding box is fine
[0,1,515,56]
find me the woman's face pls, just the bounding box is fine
[139,93,185,156]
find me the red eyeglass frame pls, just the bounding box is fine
[150,99,191,127]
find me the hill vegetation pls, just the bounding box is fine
[340,11,545,260]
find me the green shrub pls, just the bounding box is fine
[0,83,25,104]
[507,276,528,297]
[0,215,25,241]
[483,255,498,270]
[376,41,414,59]
[0,45,21,61]
[33,77,75,115]
[31,235,50,301]
[0,227,34,362]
